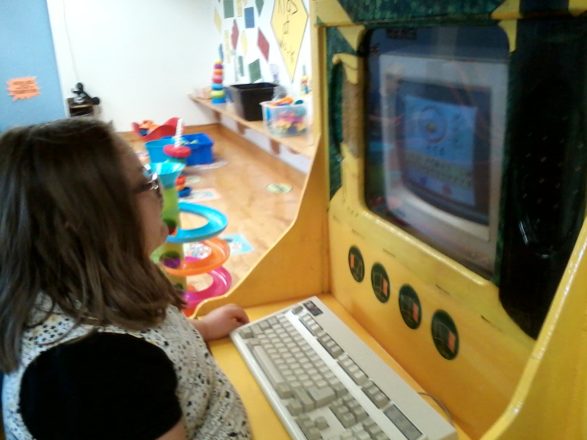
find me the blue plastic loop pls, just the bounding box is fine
[166,202,227,243]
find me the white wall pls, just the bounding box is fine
[47,0,218,131]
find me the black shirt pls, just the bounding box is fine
[20,333,182,440]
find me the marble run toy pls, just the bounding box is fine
[162,118,193,198]
[149,160,231,317]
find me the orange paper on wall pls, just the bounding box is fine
[7,77,40,100]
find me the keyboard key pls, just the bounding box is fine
[296,415,312,424]
[315,379,328,388]
[294,389,316,412]
[296,416,323,440]
[305,427,322,440]
[318,334,344,358]
[338,357,368,385]
[246,339,262,347]
[308,386,336,407]
[362,418,378,434]
[301,316,323,336]
[330,402,346,417]
[342,394,354,404]
[239,327,254,339]
[276,383,293,398]
[352,407,369,423]
[315,416,329,430]
[332,381,349,397]
[338,412,356,429]
[362,381,390,409]
[288,400,304,416]
[384,404,422,440]
[303,300,323,316]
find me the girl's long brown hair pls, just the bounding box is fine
[0,118,183,372]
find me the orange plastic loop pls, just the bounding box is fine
[160,237,230,277]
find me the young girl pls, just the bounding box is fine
[0,118,251,440]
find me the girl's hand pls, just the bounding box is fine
[191,304,249,341]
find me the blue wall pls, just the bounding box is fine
[0,0,65,131]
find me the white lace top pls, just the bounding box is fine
[1,297,251,440]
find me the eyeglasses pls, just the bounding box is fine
[135,167,161,199]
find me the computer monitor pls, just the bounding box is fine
[378,54,508,276]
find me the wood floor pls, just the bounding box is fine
[124,124,306,290]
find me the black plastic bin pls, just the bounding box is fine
[229,82,277,121]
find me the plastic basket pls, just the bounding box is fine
[261,101,307,137]
[229,83,277,121]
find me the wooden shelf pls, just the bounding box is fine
[190,95,315,158]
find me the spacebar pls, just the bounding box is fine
[250,345,286,391]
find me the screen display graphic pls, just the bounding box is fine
[401,93,478,209]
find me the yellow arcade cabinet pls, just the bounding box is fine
[197,1,587,438]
